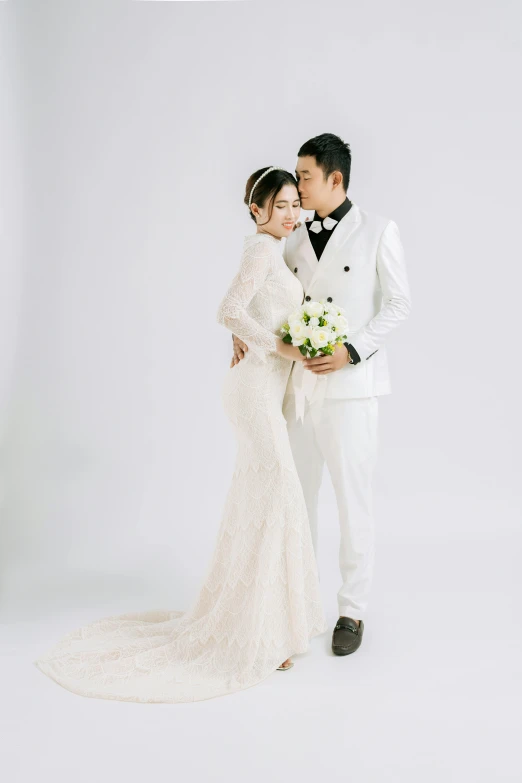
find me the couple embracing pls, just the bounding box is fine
[36,133,411,703]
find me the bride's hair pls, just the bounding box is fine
[244,167,298,223]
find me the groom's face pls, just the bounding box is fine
[295,156,333,212]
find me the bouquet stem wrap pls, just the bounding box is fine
[292,361,329,423]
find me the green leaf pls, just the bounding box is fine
[299,344,308,356]
[282,333,292,344]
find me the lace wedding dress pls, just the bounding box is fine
[35,233,327,703]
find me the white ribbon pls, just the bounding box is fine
[292,361,328,423]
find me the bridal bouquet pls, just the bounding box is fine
[280,300,349,358]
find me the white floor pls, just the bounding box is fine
[2,527,520,783]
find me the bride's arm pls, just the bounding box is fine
[217,239,303,364]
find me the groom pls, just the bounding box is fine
[232,133,411,656]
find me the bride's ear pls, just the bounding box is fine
[250,204,260,222]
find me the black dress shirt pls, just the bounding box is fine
[306,197,352,261]
[305,197,361,365]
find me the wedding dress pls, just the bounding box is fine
[35,233,327,703]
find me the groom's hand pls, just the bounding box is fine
[230,334,248,367]
[303,344,351,375]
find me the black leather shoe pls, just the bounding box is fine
[332,617,364,656]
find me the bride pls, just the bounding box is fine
[35,166,327,703]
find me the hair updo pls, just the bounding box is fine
[244,167,299,224]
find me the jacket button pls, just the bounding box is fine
[294,267,298,273]
[327,297,333,303]
[305,295,311,301]
[344,266,350,272]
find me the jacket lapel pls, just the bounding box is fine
[296,222,318,276]
[307,204,361,291]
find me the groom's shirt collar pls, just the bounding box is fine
[305,197,352,261]
[315,197,352,226]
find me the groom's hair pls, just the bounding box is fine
[298,133,351,191]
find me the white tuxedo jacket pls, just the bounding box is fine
[283,203,411,399]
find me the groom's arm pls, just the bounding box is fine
[347,220,411,361]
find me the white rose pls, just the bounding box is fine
[336,315,348,333]
[288,319,304,335]
[309,316,319,327]
[325,314,339,330]
[310,328,333,350]
[289,321,310,346]
[305,301,324,318]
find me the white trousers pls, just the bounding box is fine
[283,393,379,620]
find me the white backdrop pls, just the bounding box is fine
[1,1,521,781]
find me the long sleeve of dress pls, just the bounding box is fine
[216,238,279,363]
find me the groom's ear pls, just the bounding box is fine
[331,171,344,190]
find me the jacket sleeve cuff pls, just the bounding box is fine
[344,342,361,365]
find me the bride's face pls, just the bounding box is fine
[254,184,301,239]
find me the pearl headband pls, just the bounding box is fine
[248,166,285,208]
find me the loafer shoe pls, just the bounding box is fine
[332,617,364,656]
